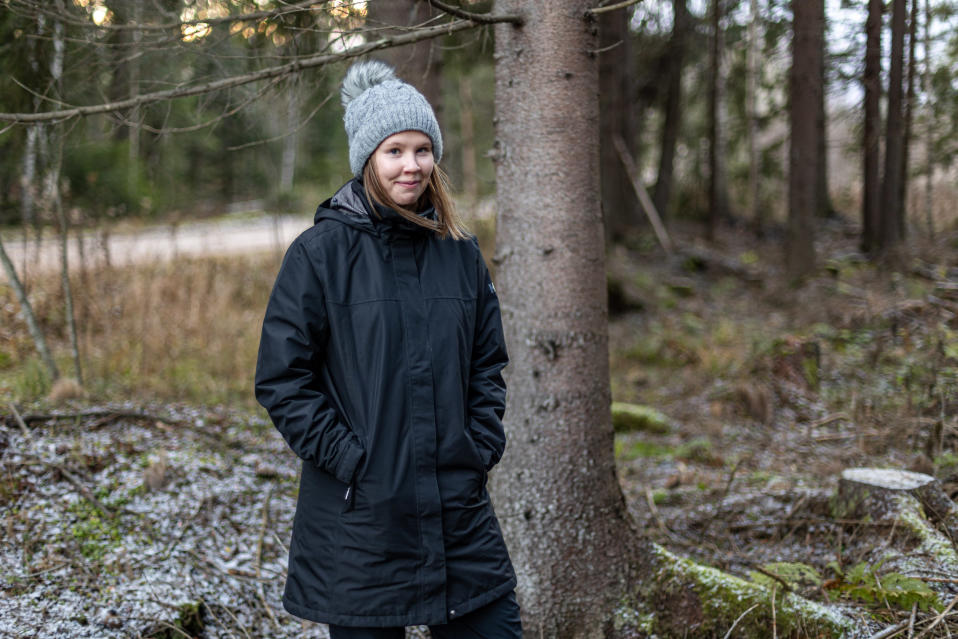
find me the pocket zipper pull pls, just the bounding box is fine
[344,485,352,501]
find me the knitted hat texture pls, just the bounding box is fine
[341,60,443,178]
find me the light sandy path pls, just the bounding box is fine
[3,214,312,276]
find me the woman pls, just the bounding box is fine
[254,60,521,639]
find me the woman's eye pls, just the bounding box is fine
[417,148,431,155]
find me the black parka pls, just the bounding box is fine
[254,179,516,627]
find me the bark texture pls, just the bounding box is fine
[861,0,882,254]
[652,0,687,225]
[880,0,907,252]
[787,0,822,280]
[599,5,638,241]
[708,0,731,236]
[492,3,638,636]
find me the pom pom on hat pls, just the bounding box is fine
[341,60,443,178]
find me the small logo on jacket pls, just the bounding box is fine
[488,282,496,295]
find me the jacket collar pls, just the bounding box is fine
[315,178,437,239]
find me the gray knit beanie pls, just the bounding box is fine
[341,60,443,178]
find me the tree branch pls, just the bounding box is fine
[424,0,524,26]
[6,0,334,33]
[0,19,480,125]
[585,0,645,17]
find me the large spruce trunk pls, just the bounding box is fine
[491,2,638,636]
[861,0,882,254]
[786,0,823,280]
[880,0,907,252]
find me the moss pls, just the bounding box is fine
[640,543,859,638]
[611,402,671,434]
[894,495,958,572]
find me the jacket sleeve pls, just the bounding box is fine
[254,236,365,485]
[466,245,509,472]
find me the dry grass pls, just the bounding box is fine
[0,252,284,406]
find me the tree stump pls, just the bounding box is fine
[836,468,958,580]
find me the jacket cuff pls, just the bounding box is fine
[332,441,365,485]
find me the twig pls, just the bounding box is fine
[200,600,240,639]
[8,408,180,426]
[867,619,911,639]
[613,135,674,255]
[255,487,280,630]
[908,602,917,639]
[747,564,792,593]
[8,403,116,519]
[424,0,524,25]
[914,594,958,639]
[722,603,760,639]
[585,0,644,17]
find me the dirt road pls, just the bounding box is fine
[3,214,311,276]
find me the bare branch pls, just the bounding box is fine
[0,19,481,125]
[424,0,524,26]
[585,0,644,17]
[6,0,335,33]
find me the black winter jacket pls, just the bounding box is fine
[255,179,516,627]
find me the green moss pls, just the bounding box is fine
[614,438,673,461]
[641,543,858,638]
[611,402,671,434]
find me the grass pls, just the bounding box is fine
[0,253,283,407]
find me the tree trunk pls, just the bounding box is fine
[900,0,918,239]
[861,0,882,254]
[880,0,907,253]
[923,0,933,235]
[47,8,82,385]
[787,0,822,281]
[0,238,60,382]
[652,0,687,225]
[458,73,478,203]
[815,4,833,219]
[366,0,444,125]
[599,5,637,242]
[746,0,762,233]
[280,79,299,196]
[492,2,639,635]
[708,0,732,237]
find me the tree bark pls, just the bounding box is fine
[458,73,478,202]
[880,0,907,253]
[815,4,833,219]
[0,238,60,382]
[366,0,444,125]
[492,2,639,635]
[861,0,882,254]
[652,0,687,225]
[923,0,933,235]
[787,0,822,281]
[599,4,637,241]
[47,7,82,384]
[900,0,918,239]
[708,0,732,238]
[746,0,762,233]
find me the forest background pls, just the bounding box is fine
[1,0,958,637]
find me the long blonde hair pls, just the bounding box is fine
[362,162,469,240]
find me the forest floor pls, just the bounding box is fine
[0,219,957,637]
[608,220,958,635]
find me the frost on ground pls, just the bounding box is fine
[0,405,431,639]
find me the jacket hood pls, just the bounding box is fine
[314,179,376,231]
[314,178,438,238]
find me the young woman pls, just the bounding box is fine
[254,61,522,639]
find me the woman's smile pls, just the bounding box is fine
[371,130,435,206]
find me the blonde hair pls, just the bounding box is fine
[362,162,469,240]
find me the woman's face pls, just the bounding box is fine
[370,130,434,206]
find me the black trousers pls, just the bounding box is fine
[328,591,522,639]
